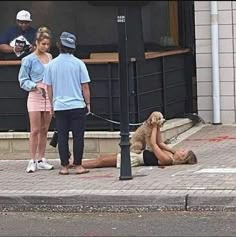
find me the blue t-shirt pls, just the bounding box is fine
[0,25,37,57]
[43,53,91,111]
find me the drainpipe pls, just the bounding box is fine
[211,1,221,124]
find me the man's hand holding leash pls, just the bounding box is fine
[86,103,91,115]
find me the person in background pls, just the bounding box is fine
[0,10,37,59]
[43,31,91,175]
[18,26,54,173]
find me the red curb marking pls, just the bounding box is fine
[186,135,236,142]
[78,174,114,179]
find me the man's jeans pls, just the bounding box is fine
[55,108,86,167]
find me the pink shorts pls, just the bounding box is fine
[27,82,52,112]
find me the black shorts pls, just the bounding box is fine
[143,150,159,166]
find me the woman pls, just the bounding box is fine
[18,27,54,173]
[77,124,197,169]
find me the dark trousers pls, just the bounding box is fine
[55,108,86,167]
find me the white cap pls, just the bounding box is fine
[16,10,32,22]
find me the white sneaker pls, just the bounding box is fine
[37,158,54,170]
[26,160,36,173]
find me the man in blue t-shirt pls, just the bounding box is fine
[43,31,91,176]
[0,10,37,59]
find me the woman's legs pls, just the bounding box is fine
[28,111,54,172]
[37,112,52,159]
[28,112,41,160]
[81,154,117,169]
[26,112,41,173]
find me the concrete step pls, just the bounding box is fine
[0,118,193,160]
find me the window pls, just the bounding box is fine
[142,1,180,51]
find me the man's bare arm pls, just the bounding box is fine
[0,44,14,53]
[81,83,91,113]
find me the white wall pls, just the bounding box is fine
[195,1,236,124]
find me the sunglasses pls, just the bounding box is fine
[17,21,31,25]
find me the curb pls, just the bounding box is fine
[0,195,187,213]
[187,195,236,212]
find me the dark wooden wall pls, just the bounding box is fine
[0,1,169,48]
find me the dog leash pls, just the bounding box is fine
[88,112,144,126]
[48,97,144,126]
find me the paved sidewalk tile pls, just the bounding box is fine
[0,124,236,211]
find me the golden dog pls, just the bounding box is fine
[130,111,165,154]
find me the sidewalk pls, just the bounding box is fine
[0,124,236,212]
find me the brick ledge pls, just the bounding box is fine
[0,118,192,139]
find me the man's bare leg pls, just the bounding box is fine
[81,154,117,169]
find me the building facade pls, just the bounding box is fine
[0,1,196,132]
[195,1,236,124]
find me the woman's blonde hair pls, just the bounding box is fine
[35,26,52,42]
[173,150,198,165]
[184,150,197,164]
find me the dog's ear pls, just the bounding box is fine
[151,115,157,124]
[150,113,160,124]
[146,113,153,125]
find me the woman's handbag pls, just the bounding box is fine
[50,130,58,148]
[49,130,72,159]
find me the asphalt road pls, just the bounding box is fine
[0,211,236,236]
